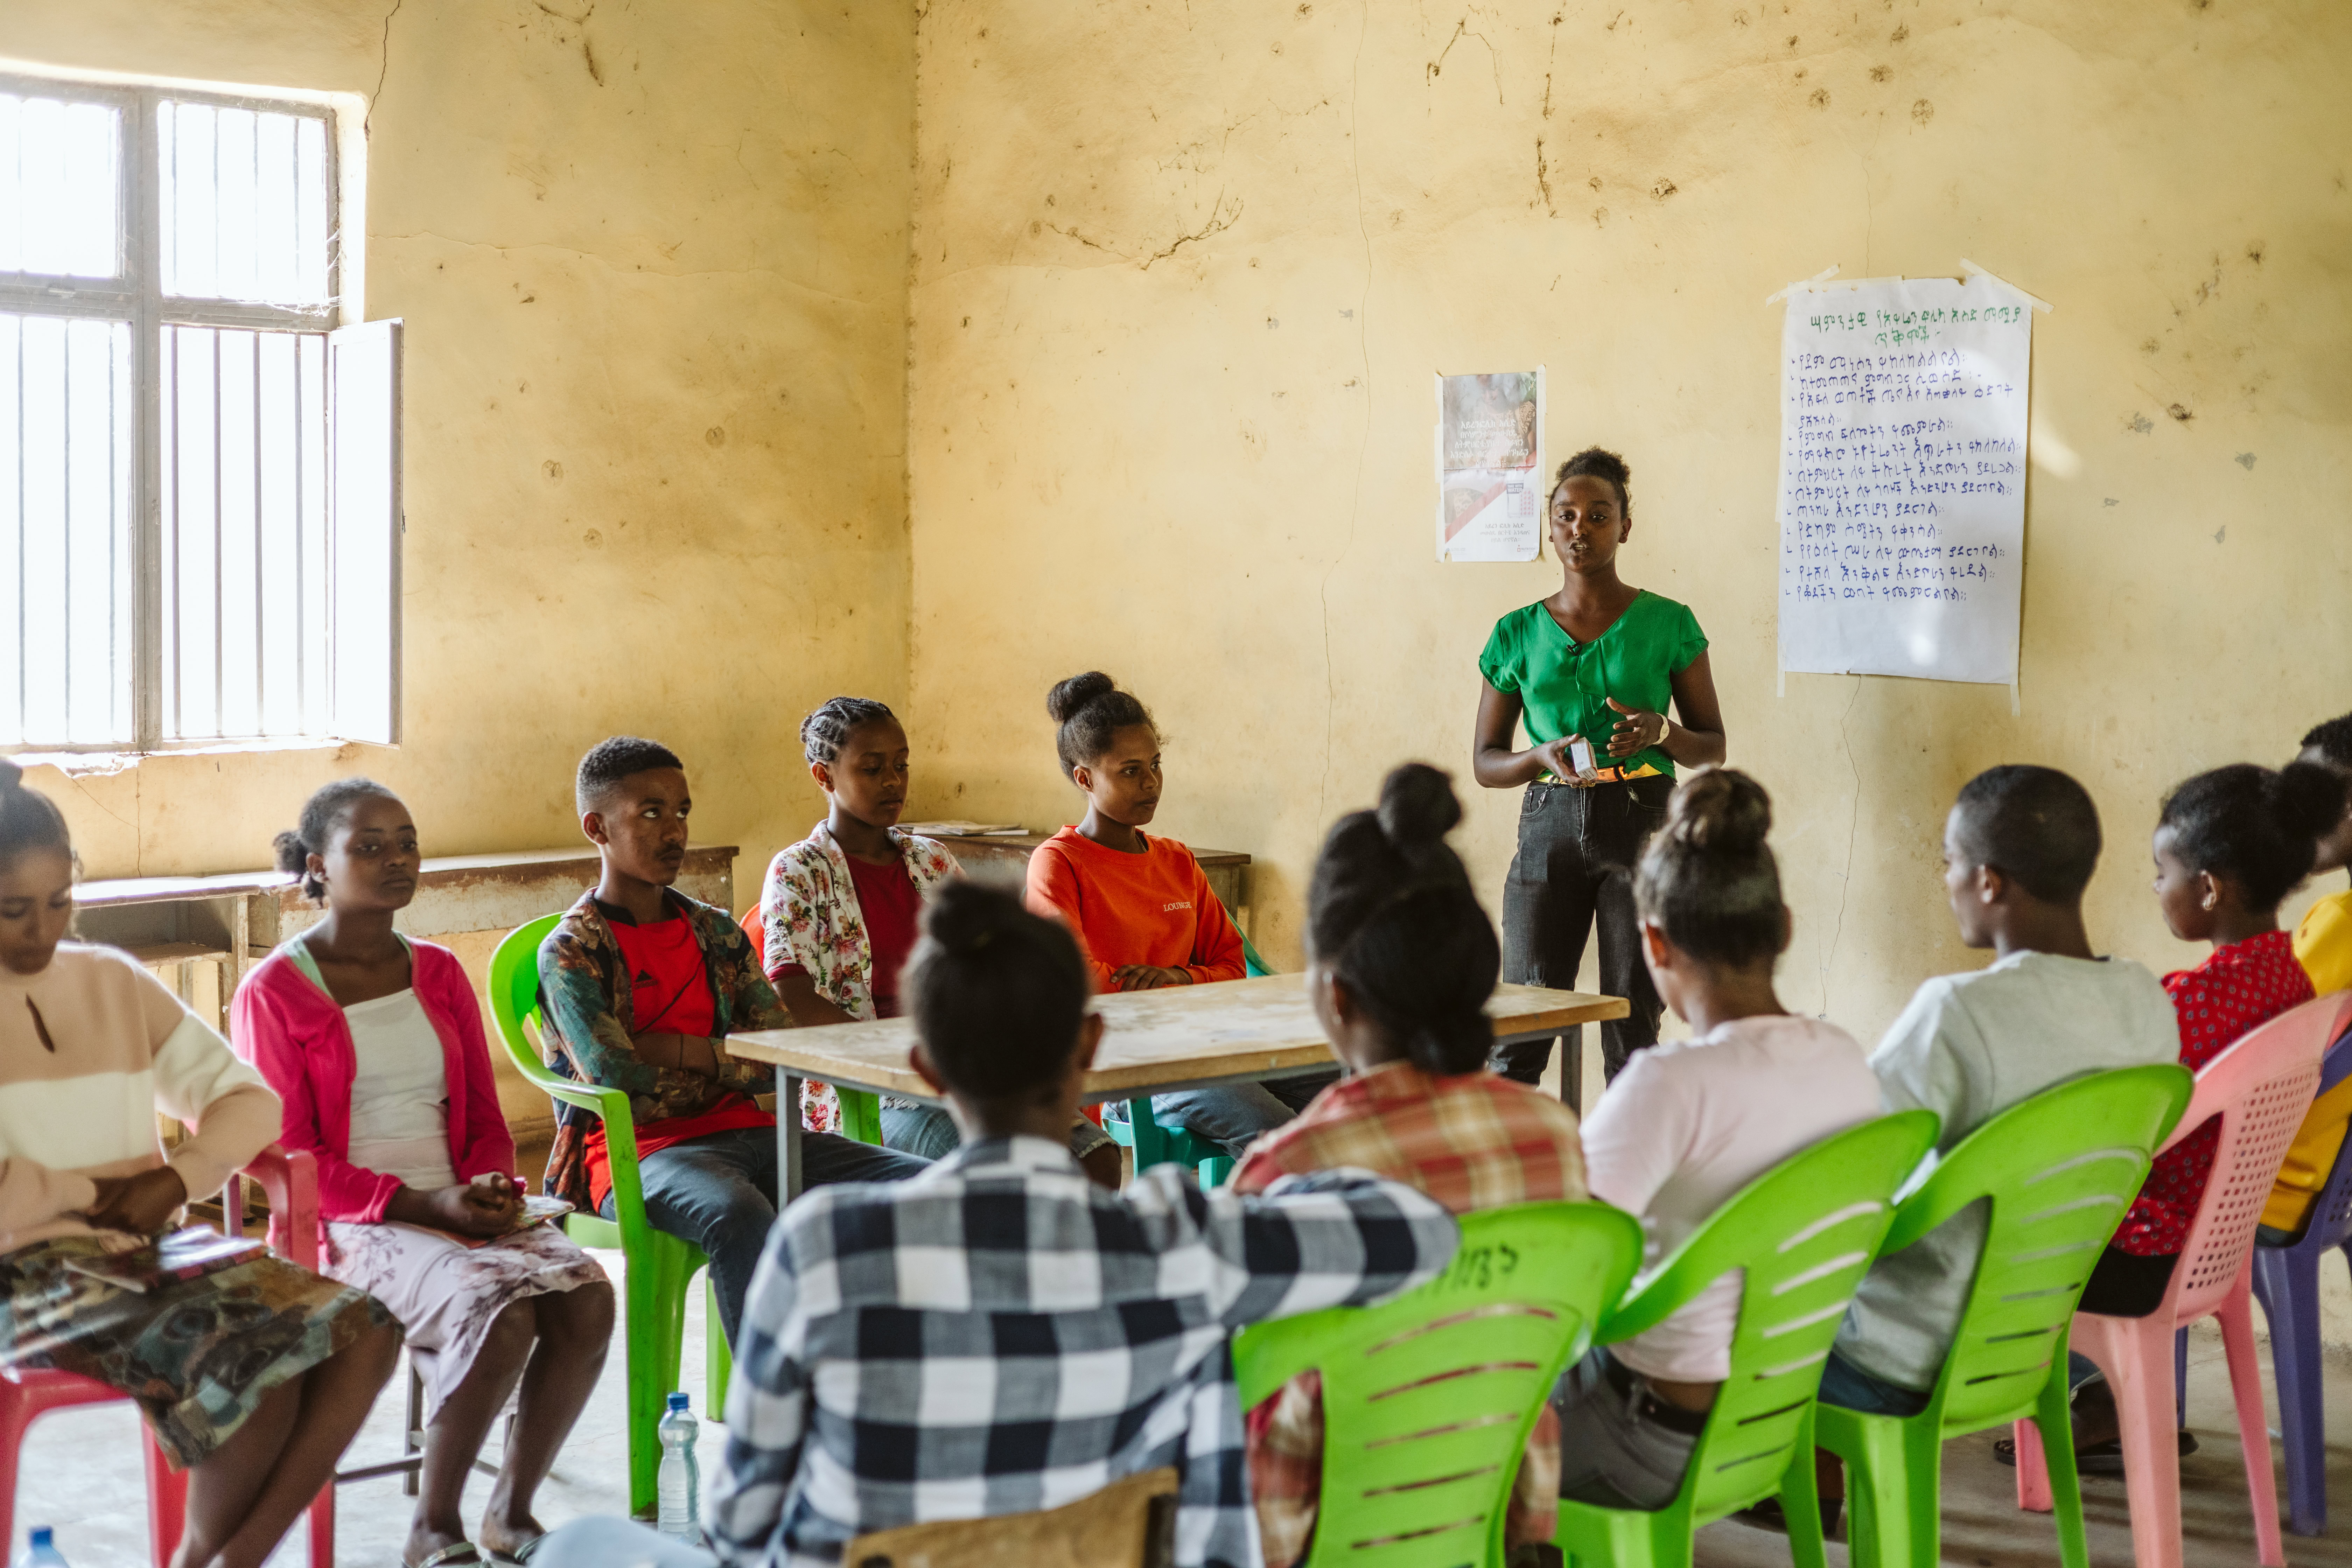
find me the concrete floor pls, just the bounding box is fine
[12,1277,2345,1567]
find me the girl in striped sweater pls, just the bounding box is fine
[0,763,400,1568]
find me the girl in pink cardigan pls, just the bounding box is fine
[236,781,612,1568]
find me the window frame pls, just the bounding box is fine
[0,70,348,755]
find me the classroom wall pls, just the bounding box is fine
[903,0,2352,1046]
[0,0,918,900]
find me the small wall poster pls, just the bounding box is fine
[1436,368,1545,562]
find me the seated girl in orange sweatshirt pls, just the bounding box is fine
[1024,672,1335,1159]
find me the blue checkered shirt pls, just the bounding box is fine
[704,1134,1458,1568]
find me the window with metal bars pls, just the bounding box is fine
[0,71,400,753]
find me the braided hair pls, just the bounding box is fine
[1046,672,1157,775]
[274,778,402,901]
[802,696,899,765]
[1306,764,1498,1076]
[0,761,71,870]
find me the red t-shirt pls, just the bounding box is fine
[2114,929,2315,1256]
[768,854,923,1019]
[585,906,774,1210]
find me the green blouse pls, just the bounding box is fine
[1478,590,1708,778]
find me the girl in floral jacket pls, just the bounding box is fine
[763,698,1121,1187]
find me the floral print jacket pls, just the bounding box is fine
[536,887,786,1208]
[761,824,960,1017]
[763,825,959,1123]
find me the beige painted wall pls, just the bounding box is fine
[904,0,2352,1048]
[1,0,917,904]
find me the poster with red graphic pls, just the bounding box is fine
[1435,369,1544,562]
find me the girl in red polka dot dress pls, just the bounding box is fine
[2070,760,2347,1460]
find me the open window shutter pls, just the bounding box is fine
[326,318,402,744]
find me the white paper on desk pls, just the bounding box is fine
[1775,275,2033,685]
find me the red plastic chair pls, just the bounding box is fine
[0,1147,337,1567]
[2012,991,2352,1568]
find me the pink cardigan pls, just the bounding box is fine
[232,937,519,1224]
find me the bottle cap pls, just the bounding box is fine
[667,1392,690,1412]
[29,1530,51,1549]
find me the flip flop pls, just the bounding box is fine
[1992,1430,2198,1473]
[486,1536,550,1567]
[412,1545,489,1568]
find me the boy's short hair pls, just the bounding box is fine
[1951,765,2102,903]
[2303,713,2352,771]
[576,736,685,813]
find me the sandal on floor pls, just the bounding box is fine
[412,1545,490,1568]
[486,1540,548,1568]
[1992,1430,2198,1473]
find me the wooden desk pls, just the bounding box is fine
[931,833,1252,924]
[73,845,737,1036]
[727,973,1628,1196]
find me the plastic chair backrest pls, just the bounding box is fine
[488,913,566,1084]
[739,905,766,970]
[1897,1065,2193,1434]
[2282,1015,2352,1257]
[1598,1110,1940,1524]
[1233,1202,1645,1568]
[2160,991,2351,1319]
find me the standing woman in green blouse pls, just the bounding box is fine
[1472,448,1727,1084]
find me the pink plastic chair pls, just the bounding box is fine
[2012,991,2352,1568]
[0,1147,337,1567]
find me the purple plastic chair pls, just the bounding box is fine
[2249,1017,2352,1536]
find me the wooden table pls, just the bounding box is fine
[727,973,1628,1197]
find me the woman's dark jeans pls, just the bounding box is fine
[1493,777,1672,1085]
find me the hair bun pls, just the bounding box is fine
[1377,763,1463,848]
[1665,766,1772,857]
[923,879,1013,958]
[1046,671,1118,725]
[272,830,310,876]
[2270,760,2349,842]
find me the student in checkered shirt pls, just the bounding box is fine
[703,880,1460,1568]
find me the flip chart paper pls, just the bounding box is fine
[1776,276,2033,685]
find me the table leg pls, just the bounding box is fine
[1561,1028,1583,1116]
[780,1074,805,1203]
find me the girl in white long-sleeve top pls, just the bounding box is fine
[0,761,400,1568]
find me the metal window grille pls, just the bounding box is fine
[0,72,399,752]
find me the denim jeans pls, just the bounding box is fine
[880,1104,1114,1162]
[1494,778,1672,1084]
[1550,1348,1701,1510]
[601,1125,928,1346]
[1152,1070,1340,1161]
[1818,1349,1932,1417]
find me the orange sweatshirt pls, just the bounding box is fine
[1024,827,1246,992]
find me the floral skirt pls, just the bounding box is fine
[324,1221,607,1422]
[0,1235,393,1470]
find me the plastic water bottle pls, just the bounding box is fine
[656,1391,701,1542]
[16,1529,68,1568]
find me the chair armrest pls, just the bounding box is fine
[240,1144,320,1270]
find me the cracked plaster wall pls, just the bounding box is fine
[0,0,916,895]
[905,0,2352,1054]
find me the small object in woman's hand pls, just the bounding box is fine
[1567,736,1599,780]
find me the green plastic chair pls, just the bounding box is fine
[1814,1065,2193,1568]
[1556,1110,1941,1568]
[1234,1202,1647,1568]
[489,915,731,1519]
